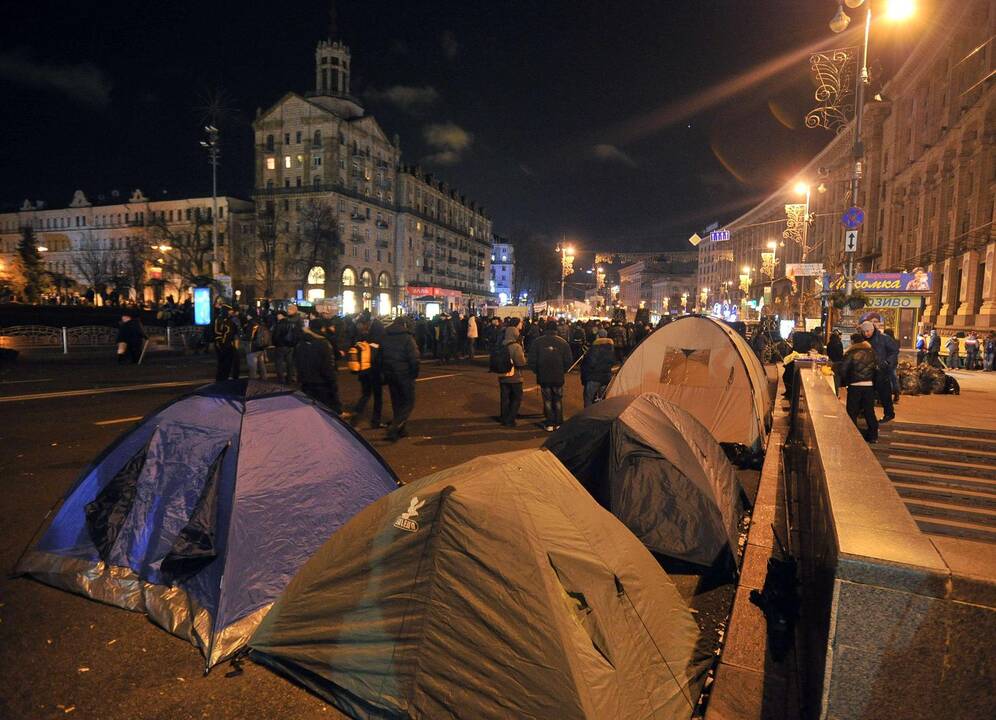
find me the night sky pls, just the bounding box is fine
[0,1,919,249]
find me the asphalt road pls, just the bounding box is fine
[0,349,745,719]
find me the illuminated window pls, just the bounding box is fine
[296,155,304,168]
[307,266,326,285]
[284,156,292,169]
[266,157,276,170]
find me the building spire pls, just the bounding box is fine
[328,0,338,40]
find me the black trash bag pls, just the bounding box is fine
[722,442,763,470]
[748,530,799,662]
[85,441,150,561]
[159,445,228,584]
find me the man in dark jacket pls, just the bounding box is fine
[351,315,385,428]
[528,320,574,431]
[497,325,528,426]
[213,304,241,381]
[927,329,941,367]
[863,320,897,422]
[826,329,844,362]
[581,329,616,407]
[295,319,342,414]
[272,306,302,384]
[116,312,147,364]
[608,322,627,363]
[381,317,420,441]
[839,332,879,442]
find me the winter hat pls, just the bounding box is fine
[860,320,875,333]
[597,329,608,338]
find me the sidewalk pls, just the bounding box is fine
[893,370,996,431]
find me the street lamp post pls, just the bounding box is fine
[200,125,221,279]
[793,182,813,324]
[556,239,575,316]
[829,0,916,292]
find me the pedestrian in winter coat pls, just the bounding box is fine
[608,322,627,363]
[839,332,879,442]
[915,333,927,366]
[581,329,615,406]
[351,316,385,428]
[466,314,479,360]
[528,320,574,431]
[863,321,897,422]
[927,329,941,367]
[213,305,241,381]
[984,331,996,371]
[381,318,420,441]
[945,335,960,370]
[826,330,844,362]
[295,319,342,413]
[116,312,147,364]
[497,325,528,426]
[244,314,272,380]
[273,309,302,384]
[965,332,980,370]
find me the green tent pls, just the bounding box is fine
[251,449,702,719]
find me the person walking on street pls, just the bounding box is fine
[840,332,879,442]
[965,331,980,370]
[863,320,897,422]
[244,312,272,380]
[350,315,385,428]
[581,329,615,407]
[927,329,941,367]
[984,331,996,372]
[494,325,527,426]
[381,317,420,441]
[116,312,147,364]
[466,313,479,360]
[528,319,573,431]
[915,332,927,365]
[295,319,343,413]
[945,335,960,370]
[213,304,241,381]
[272,309,302,384]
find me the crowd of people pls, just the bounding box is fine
[913,329,996,371]
[199,303,659,437]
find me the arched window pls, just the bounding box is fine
[341,267,356,286]
[378,272,391,288]
[360,269,374,287]
[307,266,325,285]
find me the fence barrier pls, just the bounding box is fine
[0,325,205,352]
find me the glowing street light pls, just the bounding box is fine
[884,0,916,22]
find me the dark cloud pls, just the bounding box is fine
[366,84,440,112]
[0,50,112,108]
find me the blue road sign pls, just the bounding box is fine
[841,206,865,229]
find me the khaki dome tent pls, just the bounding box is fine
[251,449,705,720]
[606,316,771,452]
[544,393,743,566]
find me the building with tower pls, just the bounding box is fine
[238,30,493,313]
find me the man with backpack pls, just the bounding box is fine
[580,329,615,406]
[273,306,302,384]
[528,319,574,431]
[491,319,527,426]
[349,315,385,428]
[380,317,420,442]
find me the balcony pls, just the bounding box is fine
[376,239,390,249]
[375,219,389,229]
[350,213,367,223]
[350,234,365,244]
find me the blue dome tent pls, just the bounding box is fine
[16,380,399,669]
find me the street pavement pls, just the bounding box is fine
[0,351,738,719]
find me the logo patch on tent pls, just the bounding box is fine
[394,496,426,533]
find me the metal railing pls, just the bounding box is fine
[0,324,203,353]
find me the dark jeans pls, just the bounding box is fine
[274,346,295,383]
[386,377,415,438]
[354,372,383,425]
[874,369,894,418]
[916,350,925,365]
[966,349,978,370]
[584,380,606,407]
[499,381,523,425]
[846,385,879,441]
[540,384,564,428]
[302,381,342,414]
[215,345,240,381]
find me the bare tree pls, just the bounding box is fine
[147,211,215,289]
[289,199,342,292]
[255,202,279,297]
[111,241,149,298]
[73,238,114,292]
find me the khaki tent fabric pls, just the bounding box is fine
[250,449,702,720]
[606,317,770,449]
[545,394,742,566]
